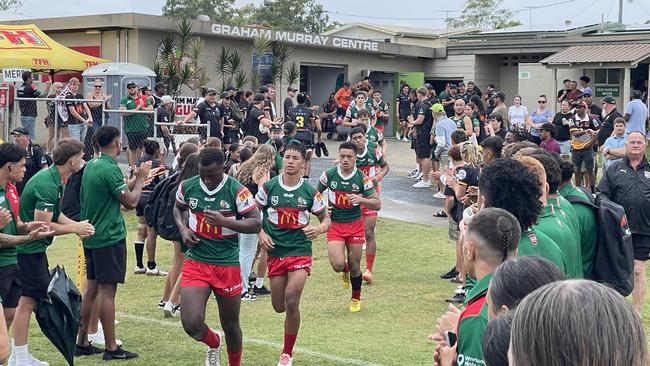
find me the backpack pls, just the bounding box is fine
[566,189,634,296]
[61,165,85,221]
[143,172,176,228]
[145,172,182,242]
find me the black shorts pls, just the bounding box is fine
[295,130,314,149]
[85,240,127,284]
[126,131,148,150]
[632,234,650,261]
[136,191,151,217]
[415,130,432,159]
[399,113,410,122]
[572,148,594,172]
[17,253,50,300]
[223,130,240,145]
[0,264,21,308]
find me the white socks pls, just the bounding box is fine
[14,344,29,362]
[254,277,265,288]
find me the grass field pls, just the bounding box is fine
[17,213,650,365]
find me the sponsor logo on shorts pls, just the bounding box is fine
[222,283,243,293]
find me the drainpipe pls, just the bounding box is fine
[125,29,129,63]
[116,29,120,62]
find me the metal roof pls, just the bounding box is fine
[540,43,650,66]
[83,62,156,77]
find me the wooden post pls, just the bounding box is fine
[76,236,85,292]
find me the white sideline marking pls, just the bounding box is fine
[116,312,383,366]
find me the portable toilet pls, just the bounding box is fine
[82,62,156,130]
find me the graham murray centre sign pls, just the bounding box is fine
[212,24,381,53]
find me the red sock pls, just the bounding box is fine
[283,334,298,356]
[228,350,242,366]
[352,290,361,300]
[366,252,376,272]
[343,262,349,273]
[201,329,220,349]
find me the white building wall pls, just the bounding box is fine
[425,54,476,80]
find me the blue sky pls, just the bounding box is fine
[8,0,650,29]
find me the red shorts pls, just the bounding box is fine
[181,259,242,297]
[362,184,380,217]
[267,255,313,278]
[376,125,385,133]
[327,219,366,245]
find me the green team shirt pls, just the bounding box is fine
[519,228,567,274]
[356,142,385,178]
[345,104,372,121]
[367,125,385,146]
[256,175,327,257]
[120,95,151,133]
[559,184,598,276]
[265,139,284,172]
[534,204,583,278]
[176,175,256,266]
[80,154,128,249]
[553,195,582,258]
[0,184,19,266]
[456,273,492,366]
[373,100,388,127]
[317,166,376,223]
[18,165,63,254]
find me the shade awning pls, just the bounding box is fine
[540,43,650,67]
[0,24,109,72]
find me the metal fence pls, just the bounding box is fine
[7,96,210,162]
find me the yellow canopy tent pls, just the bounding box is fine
[0,24,108,72]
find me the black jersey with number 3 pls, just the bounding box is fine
[288,104,314,131]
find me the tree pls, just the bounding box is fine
[153,18,208,98]
[0,0,22,11]
[245,0,333,33]
[446,0,521,30]
[162,0,235,22]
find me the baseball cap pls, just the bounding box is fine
[221,92,230,99]
[126,81,136,88]
[161,95,174,104]
[10,127,29,136]
[449,84,458,90]
[572,101,588,109]
[270,124,282,132]
[225,85,237,92]
[343,81,351,87]
[423,83,433,90]
[253,93,266,102]
[458,82,465,87]
[258,86,269,93]
[582,87,593,96]
[206,88,217,96]
[601,96,616,105]
[431,103,445,113]
[287,87,297,92]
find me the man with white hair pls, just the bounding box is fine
[598,131,650,314]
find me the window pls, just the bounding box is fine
[593,69,621,84]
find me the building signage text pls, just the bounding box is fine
[212,24,380,52]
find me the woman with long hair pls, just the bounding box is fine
[527,94,553,145]
[236,144,278,299]
[469,95,487,143]
[159,143,200,317]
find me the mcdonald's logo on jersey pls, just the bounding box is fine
[277,207,301,229]
[195,212,222,238]
[334,191,354,209]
